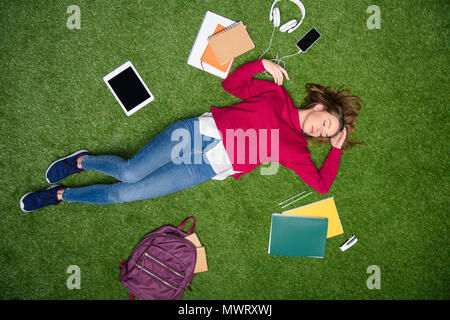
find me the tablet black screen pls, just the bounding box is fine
[107,67,151,111]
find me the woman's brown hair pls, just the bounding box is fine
[299,83,364,151]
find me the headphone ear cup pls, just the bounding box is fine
[279,19,297,32]
[272,7,280,27]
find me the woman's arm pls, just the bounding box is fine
[282,147,343,194]
[288,127,346,193]
[222,59,289,100]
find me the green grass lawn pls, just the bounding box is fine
[0,0,448,299]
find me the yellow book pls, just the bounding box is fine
[184,233,208,273]
[194,247,208,273]
[184,232,202,248]
[282,197,343,239]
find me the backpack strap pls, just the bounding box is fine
[119,260,127,269]
[177,216,195,235]
[119,260,135,300]
[187,273,196,291]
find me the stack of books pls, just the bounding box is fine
[268,197,344,258]
[187,11,255,79]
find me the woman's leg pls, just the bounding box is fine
[62,117,220,205]
[62,158,217,204]
[80,119,193,183]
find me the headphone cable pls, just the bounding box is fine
[259,25,277,61]
[259,28,302,79]
[259,0,303,78]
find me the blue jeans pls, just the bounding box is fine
[63,117,219,204]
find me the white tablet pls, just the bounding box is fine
[103,61,154,116]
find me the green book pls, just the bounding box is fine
[268,214,328,258]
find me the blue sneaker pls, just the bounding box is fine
[45,150,90,184]
[19,185,64,212]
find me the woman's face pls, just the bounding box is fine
[302,104,341,138]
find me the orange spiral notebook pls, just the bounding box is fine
[207,21,255,65]
[200,24,233,72]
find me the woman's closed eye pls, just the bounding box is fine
[322,119,332,137]
[322,121,328,137]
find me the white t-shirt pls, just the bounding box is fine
[198,112,242,180]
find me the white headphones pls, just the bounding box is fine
[269,0,306,33]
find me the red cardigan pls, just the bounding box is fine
[210,59,342,194]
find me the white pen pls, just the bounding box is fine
[278,191,306,206]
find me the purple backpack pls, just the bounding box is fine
[119,217,197,300]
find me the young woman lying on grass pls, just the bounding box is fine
[20,58,363,212]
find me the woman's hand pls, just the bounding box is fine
[262,59,289,86]
[330,127,347,149]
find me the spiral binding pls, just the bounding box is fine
[207,21,243,41]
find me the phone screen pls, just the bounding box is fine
[296,28,321,53]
